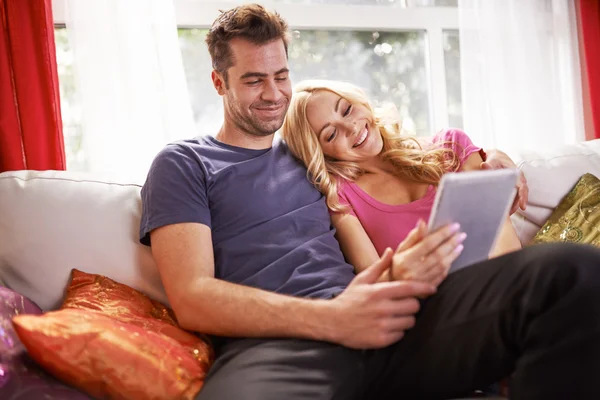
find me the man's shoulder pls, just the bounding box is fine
[158,136,215,159]
[154,136,245,171]
[160,136,293,156]
[151,137,302,177]
[275,139,307,166]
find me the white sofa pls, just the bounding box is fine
[1,139,600,311]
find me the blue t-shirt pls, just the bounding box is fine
[139,136,355,299]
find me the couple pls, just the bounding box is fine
[139,3,600,400]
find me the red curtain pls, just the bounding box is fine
[0,0,65,172]
[578,0,600,140]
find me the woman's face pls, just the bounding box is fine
[305,90,384,163]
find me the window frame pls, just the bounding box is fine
[51,0,459,131]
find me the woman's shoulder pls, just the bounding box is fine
[336,177,353,195]
[414,128,476,151]
[429,128,472,146]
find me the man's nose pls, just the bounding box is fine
[261,80,283,103]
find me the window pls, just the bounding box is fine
[53,0,461,170]
[443,29,462,129]
[270,0,457,6]
[54,27,85,171]
[179,29,430,135]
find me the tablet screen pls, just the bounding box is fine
[428,169,519,272]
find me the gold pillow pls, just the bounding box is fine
[532,173,600,246]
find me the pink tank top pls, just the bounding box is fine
[335,129,481,256]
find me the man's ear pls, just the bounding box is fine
[211,70,226,96]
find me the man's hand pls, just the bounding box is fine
[328,249,436,349]
[390,220,465,287]
[481,149,528,214]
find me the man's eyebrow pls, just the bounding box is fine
[318,97,343,138]
[239,68,289,80]
[240,72,268,80]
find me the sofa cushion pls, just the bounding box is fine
[0,287,91,399]
[508,139,600,245]
[0,170,167,310]
[0,286,42,356]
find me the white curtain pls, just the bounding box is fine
[458,0,585,153]
[64,0,195,183]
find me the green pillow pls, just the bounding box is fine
[532,173,600,246]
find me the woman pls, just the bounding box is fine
[281,79,522,284]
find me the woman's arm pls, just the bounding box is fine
[331,212,462,285]
[489,219,522,258]
[331,212,381,275]
[460,152,522,257]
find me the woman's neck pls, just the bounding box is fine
[358,156,395,175]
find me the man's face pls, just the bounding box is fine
[215,38,292,137]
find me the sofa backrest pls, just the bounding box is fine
[0,170,167,310]
[2,139,600,310]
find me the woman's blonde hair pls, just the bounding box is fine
[281,79,460,212]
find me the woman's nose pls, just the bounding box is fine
[343,120,357,136]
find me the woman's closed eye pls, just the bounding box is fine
[327,130,336,142]
[343,104,352,117]
[325,102,352,142]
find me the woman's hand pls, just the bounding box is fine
[389,220,466,287]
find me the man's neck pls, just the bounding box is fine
[215,121,274,150]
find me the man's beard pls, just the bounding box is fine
[229,100,288,137]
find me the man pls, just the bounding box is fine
[140,4,600,399]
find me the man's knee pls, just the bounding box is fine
[195,339,364,400]
[530,243,600,278]
[522,243,600,307]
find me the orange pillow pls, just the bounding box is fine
[13,309,206,400]
[61,269,213,366]
[12,269,214,400]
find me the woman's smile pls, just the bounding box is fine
[352,124,369,148]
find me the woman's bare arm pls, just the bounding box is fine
[460,152,522,256]
[331,212,381,275]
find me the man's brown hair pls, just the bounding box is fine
[205,3,290,86]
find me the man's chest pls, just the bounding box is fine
[206,155,322,236]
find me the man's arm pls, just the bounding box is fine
[150,222,437,349]
[151,222,328,340]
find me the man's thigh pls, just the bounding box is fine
[368,243,600,400]
[196,338,367,400]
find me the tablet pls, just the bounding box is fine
[428,168,519,273]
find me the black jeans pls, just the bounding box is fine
[196,243,600,400]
